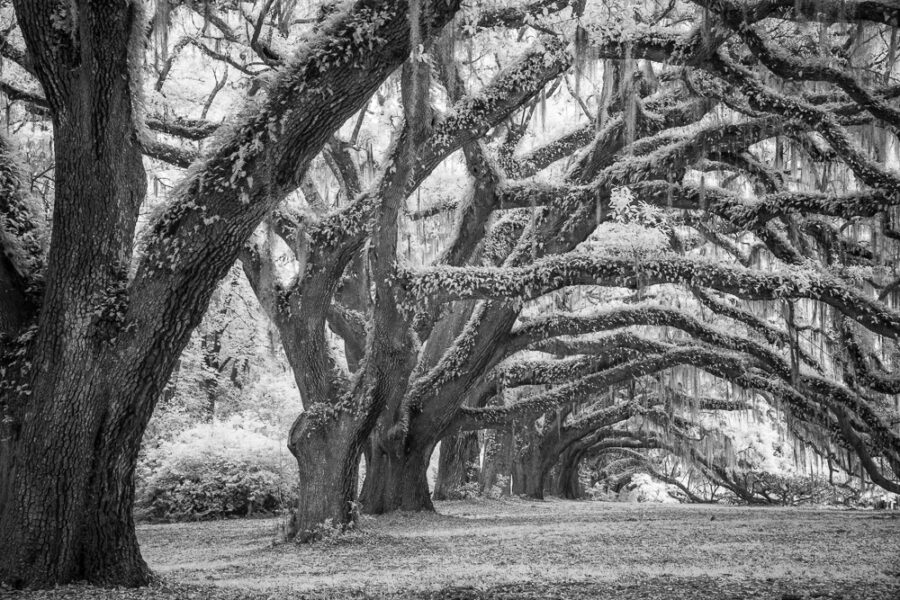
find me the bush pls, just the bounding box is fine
[619,473,679,503]
[136,415,297,521]
[484,474,510,499]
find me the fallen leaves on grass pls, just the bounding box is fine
[7,500,900,600]
[6,577,900,600]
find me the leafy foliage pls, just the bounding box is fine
[136,416,298,522]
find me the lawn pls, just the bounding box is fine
[8,499,900,599]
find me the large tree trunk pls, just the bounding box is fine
[511,433,550,499]
[0,388,152,587]
[510,424,561,500]
[359,441,435,513]
[511,452,546,499]
[557,448,584,499]
[287,409,363,541]
[0,0,150,584]
[432,431,480,500]
[479,428,514,495]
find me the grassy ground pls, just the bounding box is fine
[7,499,900,599]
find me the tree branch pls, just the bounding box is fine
[403,253,900,340]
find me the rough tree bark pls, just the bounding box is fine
[511,451,550,499]
[510,425,555,499]
[288,410,363,539]
[479,428,514,495]
[432,431,480,500]
[0,1,152,586]
[359,440,436,512]
[556,446,585,499]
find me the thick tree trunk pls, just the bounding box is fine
[510,423,560,500]
[0,154,149,584]
[359,442,434,513]
[512,455,546,499]
[287,408,364,541]
[0,380,153,587]
[511,436,551,499]
[546,464,560,496]
[557,448,584,499]
[0,0,150,580]
[479,428,514,495]
[432,431,479,500]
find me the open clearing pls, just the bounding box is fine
[9,500,900,599]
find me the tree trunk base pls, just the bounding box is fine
[512,456,547,500]
[432,432,480,501]
[287,410,362,542]
[0,434,153,589]
[359,443,434,514]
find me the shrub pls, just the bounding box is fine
[620,473,679,503]
[446,480,480,500]
[485,474,510,499]
[136,415,297,521]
